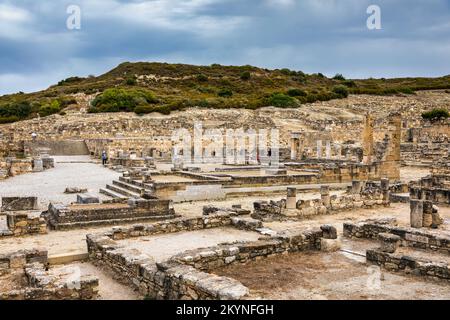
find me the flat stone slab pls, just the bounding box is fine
[76,194,100,204]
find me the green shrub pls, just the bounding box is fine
[134,105,172,115]
[217,88,233,97]
[90,88,158,113]
[57,76,84,86]
[422,108,449,121]
[39,100,61,117]
[343,80,356,88]
[125,76,137,86]
[266,93,297,108]
[332,85,349,98]
[317,73,326,78]
[333,73,346,81]
[0,101,32,118]
[196,74,208,82]
[0,116,19,124]
[287,88,307,97]
[398,87,414,94]
[280,68,292,76]
[240,71,251,80]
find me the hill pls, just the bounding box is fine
[1,62,450,123]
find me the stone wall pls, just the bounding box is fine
[0,249,98,300]
[344,219,450,254]
[367,249,450,281]
[86,213,324,300]
[253,181,389,221]
[2,212,47,237]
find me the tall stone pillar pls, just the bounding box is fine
[325,141,331,159]
[362,113,374,164]
[286,187,297,209]
[290,137,298,160]
[380,113,401,180]
[381,178,390,203]
[316,140,322,159]
[320,185,331,208]
[410,199,423,228]
[422,200,433,228]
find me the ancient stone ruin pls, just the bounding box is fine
[1,91,450,300]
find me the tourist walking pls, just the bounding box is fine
[102,150,108,166]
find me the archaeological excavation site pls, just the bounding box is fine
[1,71,450,301]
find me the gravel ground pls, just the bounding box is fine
[214,250,450,300]
[0,156,121,209]
[117,227,261,262]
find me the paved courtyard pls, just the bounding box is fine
[0,156,121,210]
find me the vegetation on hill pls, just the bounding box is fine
[1,62,450,121]
[422,108,450,121]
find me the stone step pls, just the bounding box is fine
[112,179,143,194]
[119,176,153,189]
[99,188,127,199]
[106,184,140,198]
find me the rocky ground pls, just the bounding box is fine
[214,250,450,300]
[2,91,449,148]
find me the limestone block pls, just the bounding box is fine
[76,194,100,204]
[410,200,423,228]
[321,224,337,239]
[378,232,401,253]
[320,238,342,252]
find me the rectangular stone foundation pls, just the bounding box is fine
[47,200,176,230]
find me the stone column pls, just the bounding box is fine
[320,185,331,208]
[325,141,331,159]
[410,199,423,228]
[422,200,433,228]
[351,180,363,194]
[286,187,297,210]
[381,178,390,203]
[290,138,297,160]
[362,113,374,164]
[316,140,322,159]
[335,144,342,160]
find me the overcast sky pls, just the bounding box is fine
[1,0,450,95]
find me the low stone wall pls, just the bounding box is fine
[0,249,98,300]
[344,219,450,254]
[253,184,388,221]
[3,212,47,237]
[47,199,176,230]
[98,211,245,241]
[410,186,450,205]
[367,249,450,281]
[86,216,324,300]
[1,197,38,211]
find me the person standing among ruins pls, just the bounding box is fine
[31,132,37,141]
[101,150,108,166]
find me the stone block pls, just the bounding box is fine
[76,194,100,204]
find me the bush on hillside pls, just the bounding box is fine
[217,88,233,97]
[240,71,251,80]
[333,73,346,81]
[266,93,297,108]
[332,85,349,98]
[422,108,449,121]
[90,88,158,113]
[287,88,307,97]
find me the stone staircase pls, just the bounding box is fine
[100,176,153,200]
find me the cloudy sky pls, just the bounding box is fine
[0,0,449,95]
